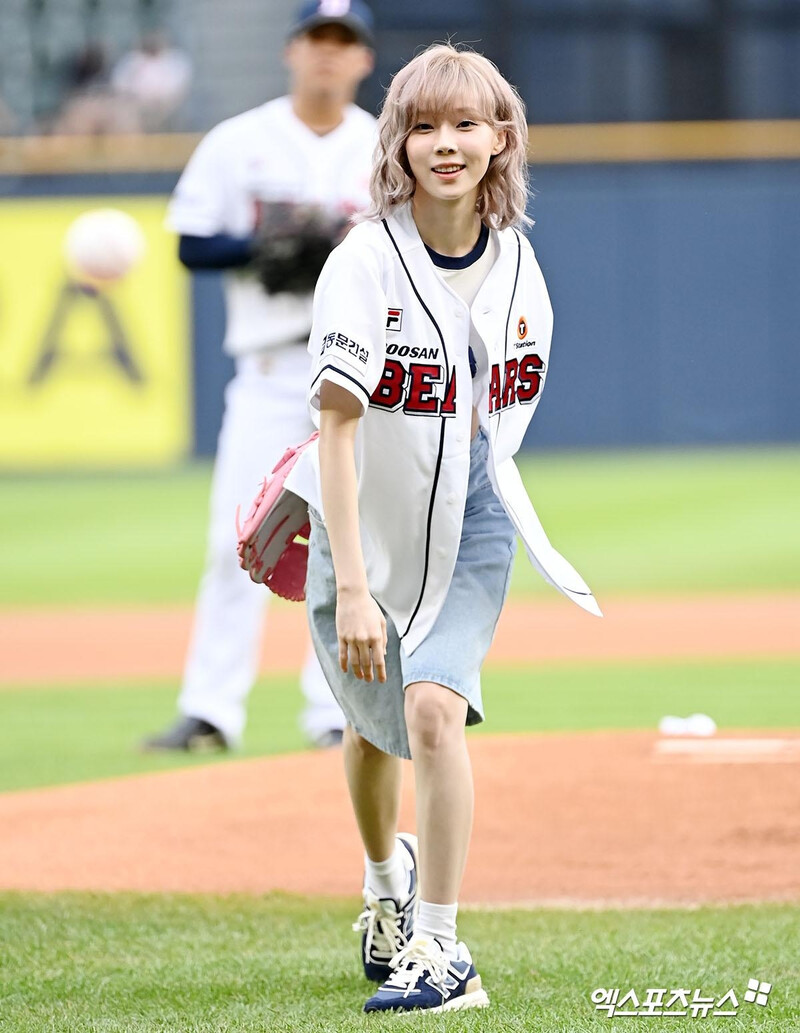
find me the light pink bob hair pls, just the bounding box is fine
[359,43,530,230]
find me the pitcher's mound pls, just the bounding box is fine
[0,731,798,904]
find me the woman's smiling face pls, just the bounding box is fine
[404,110,506,207]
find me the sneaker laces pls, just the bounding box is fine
[353,892,407,960]
[382,938,449,994]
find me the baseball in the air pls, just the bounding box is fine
[64,208,146,284]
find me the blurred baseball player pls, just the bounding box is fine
[143,0,377,752]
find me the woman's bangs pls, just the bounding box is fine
[396,58,499,131]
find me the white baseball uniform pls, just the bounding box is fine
[286,202,601,648]
[167,95,376,745]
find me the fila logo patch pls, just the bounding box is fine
[386,307,403,331]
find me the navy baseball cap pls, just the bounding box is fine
[288,0,375,47]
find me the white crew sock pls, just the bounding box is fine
[365,841,409,902]
[416,900,458,957]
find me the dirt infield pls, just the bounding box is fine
[1,592,798,904]
[0,730,798,903]
[2,592,800,686]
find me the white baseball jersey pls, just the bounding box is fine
[167,96,376,356]
[286,203,601,655]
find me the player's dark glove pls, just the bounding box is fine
[250,202,350,296]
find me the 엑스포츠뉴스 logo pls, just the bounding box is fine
[590,976,773,1019]
[517,315,527,339]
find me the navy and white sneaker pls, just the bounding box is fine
[364,936,489,1014]
[353,833,418,982]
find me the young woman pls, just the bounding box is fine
[293,42,600,1014]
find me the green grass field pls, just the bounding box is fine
[1,658,799,793]
[1,446,798,605]
[1,447,798,1031]
[1,894,798,1031]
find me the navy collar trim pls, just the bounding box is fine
[424,222,489,270]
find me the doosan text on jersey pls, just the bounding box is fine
[286,202,602,655]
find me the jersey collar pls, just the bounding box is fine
[388,201,518,263]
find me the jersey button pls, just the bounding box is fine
[446,492,458,505]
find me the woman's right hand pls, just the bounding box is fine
[336,585,388,683]
[318,381,385,682]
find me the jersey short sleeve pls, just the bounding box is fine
[308,230,387,416]
[166,124,232,237]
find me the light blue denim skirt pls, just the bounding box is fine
[305,429,517,760]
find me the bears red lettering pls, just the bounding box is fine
[516,353,544,403]
[489,354,544,414]
[370,361,457,416]
[374,353,543,417]
[488,364,502,415]
[501,358,518,408]
[370,359,407,411]
[405,363,442,414]
[441,368,457,416]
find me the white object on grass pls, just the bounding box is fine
[658,713,717,737]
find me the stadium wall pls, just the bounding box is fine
[2,133,798,464]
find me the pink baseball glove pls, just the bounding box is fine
[236,431,319,601]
